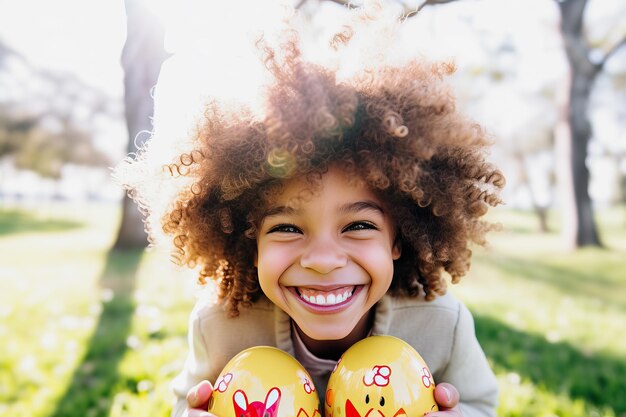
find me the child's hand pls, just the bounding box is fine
[184,380,217,417]
[427,383,461,416]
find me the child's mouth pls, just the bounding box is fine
[296,286,355,307]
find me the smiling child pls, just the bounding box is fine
[116,3,505,417]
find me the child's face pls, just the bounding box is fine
[256,166,401,341]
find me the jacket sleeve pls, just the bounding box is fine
[439,302,499,417]
[170,303,215,417]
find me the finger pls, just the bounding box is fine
[433,383,460,409]
[187,380,214,409]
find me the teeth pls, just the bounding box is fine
[299,288,353,306]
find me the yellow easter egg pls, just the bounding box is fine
[325,336,438,417]
[209,346,321,417]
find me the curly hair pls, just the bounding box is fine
[119,10,504,317]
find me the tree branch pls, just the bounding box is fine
[323,0,359,9]
[596,36,626,72]
[317,0,459,16]
[407,0,459,18]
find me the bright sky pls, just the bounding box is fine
[0,0,623,203]
[0,0,127,95]
[0,0,622,96]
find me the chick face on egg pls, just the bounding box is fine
[208,346,321,417]
[325,336,438,417]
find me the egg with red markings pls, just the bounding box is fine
[325,336,438,417]
[209,346,321,417]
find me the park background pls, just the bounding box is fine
[0,0,625,416]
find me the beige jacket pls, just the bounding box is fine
[171,292,498,417]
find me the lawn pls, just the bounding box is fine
[0,201,624,417]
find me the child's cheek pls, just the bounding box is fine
[257,243,298,281]
[348,241,396,276]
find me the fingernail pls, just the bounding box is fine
[441,385,452,403]
[190,385,200,403]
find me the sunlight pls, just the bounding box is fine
[156,0,294,99]
[139,1,300,196]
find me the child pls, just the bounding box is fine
[118,4,504,417]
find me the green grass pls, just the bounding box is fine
[0,202,625,417]
[452,206,626,417]
[0,208,84,235]
[0,202,196,417]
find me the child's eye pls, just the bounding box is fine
[267,224,302,234]
[342,221,378,232]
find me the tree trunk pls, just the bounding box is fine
[113,0,169,249]
[621,156,626,204]
[568,69,601,246]
[556,0,602,248]
[514,153,550,233]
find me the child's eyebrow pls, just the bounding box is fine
[339,200,385,215]
[263,201,383,218]
[263,205,295,218]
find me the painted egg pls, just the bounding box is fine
[208,346,321,417]
[325,336,438,417]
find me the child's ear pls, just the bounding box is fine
[392,238,402,260]
[253,252,258,268]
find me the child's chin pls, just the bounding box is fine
[300,323,356,341]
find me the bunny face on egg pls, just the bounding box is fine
[325,336,438,417]
[232,387,281,417]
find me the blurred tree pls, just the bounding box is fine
[0,42,115,181]
[555,0,625,248]
[319,0,625,248]
[456,32,560,234]
[0,108,110,180]
[0,111,36,158]
[113,0,169,249]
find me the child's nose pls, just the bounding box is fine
[300,235,348,274]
